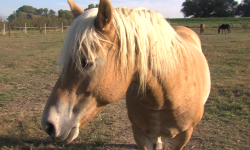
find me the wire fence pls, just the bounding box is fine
[1,21,249,37]
[0,23,70,36]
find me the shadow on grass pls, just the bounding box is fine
[0,136,20,147]
[0,136,50,149]
[0,136,138,150]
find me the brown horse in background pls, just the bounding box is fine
[218,24,231,34]
[200,23,205,35]
[41,0,211,149]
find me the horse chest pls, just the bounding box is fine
[126,87,190,138]
[126,99,185,139]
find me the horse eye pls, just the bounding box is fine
[81,58,93,69]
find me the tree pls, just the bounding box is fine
[16,5,38,15]
[84,3,99,11]
[37,8,44,15]
[49,9,56,17]
[235,0,250,17]
[17,12,27,19]
[58,9,72,19]
[7,5,59,23]
[37,8,49,17]
[43,8,49,17]
[7,13,17,22]
[6,5,84,27]
[181,0,238,18]
[58,9,74,23]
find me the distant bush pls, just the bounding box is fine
[7,5,74,28]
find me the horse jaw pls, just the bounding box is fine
[63,123,80,143]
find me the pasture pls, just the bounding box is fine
[0,27,249,149]
[167,17,250,28]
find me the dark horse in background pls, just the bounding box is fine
[200,23,205,35]
[218,24,231,34]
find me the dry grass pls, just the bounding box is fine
[0,29,249,150]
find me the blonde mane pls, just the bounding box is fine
[59,7,190,91]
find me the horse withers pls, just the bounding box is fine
[41,0,211,150]
[218,24,231,34]
[200,23,205,35]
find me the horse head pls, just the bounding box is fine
[41,0,131,143]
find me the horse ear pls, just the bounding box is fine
[94,0,113,31]
[68,0,84,18]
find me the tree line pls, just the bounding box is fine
[181,0,250,18]
[1,1,250,28]
[4,4,99,28]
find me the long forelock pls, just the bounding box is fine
[59,8,103,75]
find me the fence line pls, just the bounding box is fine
[2,21,248,36]
[169,22,250,28]
[1,24,5,35]
[1,23,70,36]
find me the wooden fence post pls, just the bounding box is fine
[8,23,11,37]
[62,23,63,33]
[3,24,5,35]
[45,23,46,34]
[25,23,27,34]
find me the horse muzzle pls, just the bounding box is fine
[41,105,80,144]
[43,120,80,143]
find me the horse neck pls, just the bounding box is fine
[131,43,186,95]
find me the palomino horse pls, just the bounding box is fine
[218,24,231,34]
[200,23,205,35]
[41,0,211,149]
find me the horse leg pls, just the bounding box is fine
[171,127,193,150]
[132,123,154,150]
[153,137,163,150]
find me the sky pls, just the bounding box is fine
[0,0,243,19]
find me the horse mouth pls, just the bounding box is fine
[53,127,79,144]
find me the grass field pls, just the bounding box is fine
[167,17,250,28]
[0,26,249,150]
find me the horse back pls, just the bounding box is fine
[173,26,202,50]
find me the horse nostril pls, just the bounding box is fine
[45,122,56,137]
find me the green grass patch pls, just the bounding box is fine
[0,90,17,107]
[167,17,250,28]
